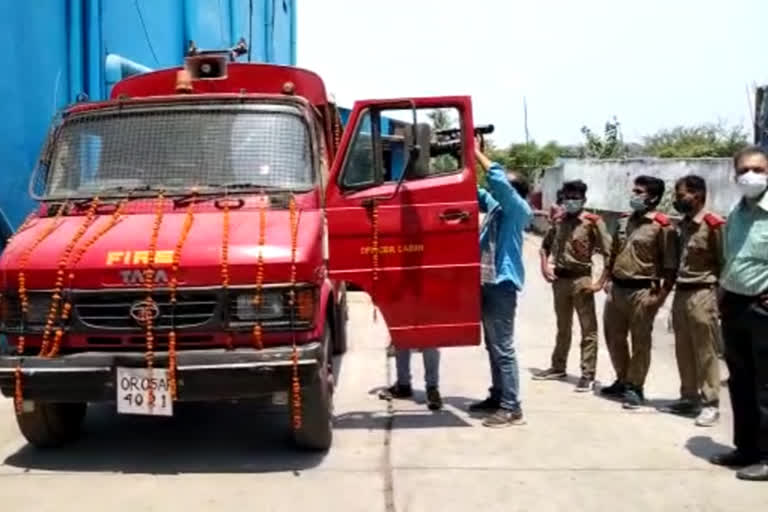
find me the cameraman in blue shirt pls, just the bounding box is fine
[470,138,533,427]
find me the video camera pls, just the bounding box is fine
[430,124,495,157]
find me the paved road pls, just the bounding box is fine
[0,235,766,511]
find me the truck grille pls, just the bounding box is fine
[75,291,218,331]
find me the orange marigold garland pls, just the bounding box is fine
[289,196,302,430]
[251,201,267,350]
[168,200,195,400]
[143,193,165,409]
[49,200,128,359]
[371,199,379,321]
[220,198,233,350]
[7,212,38,247]
[13,202,67,415]
[40,197,101,357]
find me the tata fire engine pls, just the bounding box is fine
[0,49,482,451]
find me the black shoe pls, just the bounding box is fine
[600,380,625,396]
[378,384,413,400]
[622,387,645,410]
[532,368,567,381]
[482,408,526,428]
[575,376,594,392]
[660,399,700,416]
[736,463,768,481]
[426,386,443,411]
[709,450,759,467]
[468,397,500,412]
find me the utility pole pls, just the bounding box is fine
[523,96,530,144]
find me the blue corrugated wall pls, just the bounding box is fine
[0,0,296,227]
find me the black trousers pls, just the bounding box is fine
[721,291,768,460]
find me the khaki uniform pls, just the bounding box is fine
[672,210,724,405]
[542,212,611,378]
[604,211,678,389]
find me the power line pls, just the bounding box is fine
[135,0,160,66]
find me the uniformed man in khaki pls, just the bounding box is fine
[663,175,723,427]
[535,180,611,391]
[602,175,678,409]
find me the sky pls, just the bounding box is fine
[298,0,768,147]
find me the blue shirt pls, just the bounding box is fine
[721,191,768,296]
[478,162,533,290]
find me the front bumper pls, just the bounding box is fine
[0,343,323,402]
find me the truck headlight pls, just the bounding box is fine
[235,291,284,321]
[0,293,49,326]
[26,295,50,324]
[232,288,316,324]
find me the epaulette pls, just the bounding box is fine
[703,212,725,228]
[652,212,670,227]
[582,212,600,223]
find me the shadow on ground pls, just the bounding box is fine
[686,435,733,466]
[337,390,474,429]
[4,400,327,474]
[4,354,352,475]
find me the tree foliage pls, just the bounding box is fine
[642,122,748,158]
[476,140,561,185]
[580,117,626,158]
[427,109,459,173]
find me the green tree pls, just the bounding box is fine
[478,140,562,185]
[581,116,626,158]
[427,109,459,172]
[642,122,748,158]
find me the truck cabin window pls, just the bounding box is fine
[43,105,314,198]
[341,107,463,190]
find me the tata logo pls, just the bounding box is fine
[120,269,169,285]
[129,300,161,326]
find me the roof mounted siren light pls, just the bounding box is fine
[184,38,249,81]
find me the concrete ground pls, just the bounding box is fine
[0,234,766,511]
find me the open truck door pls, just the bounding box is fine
[325,97,481,349]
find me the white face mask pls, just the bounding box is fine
[736,171,768,199]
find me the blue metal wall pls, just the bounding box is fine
[0,0,296,227]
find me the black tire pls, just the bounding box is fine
[293,322,334,451]
[16,401,87,448]
[333,286,348,356]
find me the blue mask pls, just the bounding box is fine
[629,195,647,212]
[563,199,584,214]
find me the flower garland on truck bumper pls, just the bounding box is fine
[251,202,267,350]
[48,200,128,359]
[40,197,101,357]
[289,196,302,430]
[220,198,234,350]
[13,203,68,414]
[168,200,195,400]
[143,193,165,410]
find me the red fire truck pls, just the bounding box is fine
[0,50,482,451]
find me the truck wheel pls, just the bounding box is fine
[293,323,334,451]
[333,286,348,356]
[16,402,87,448]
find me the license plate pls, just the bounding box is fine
[116,367,173,417]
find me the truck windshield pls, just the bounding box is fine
[44,105,314,198]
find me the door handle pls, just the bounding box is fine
[439,210,470,223]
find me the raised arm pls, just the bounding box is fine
[475,138,532,220]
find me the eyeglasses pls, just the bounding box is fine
[736,166,767,174]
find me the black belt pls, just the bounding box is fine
[676,282,716,291]
[612,278,658,289]
[554,268,591,279]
